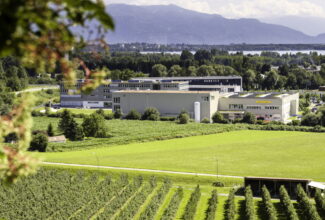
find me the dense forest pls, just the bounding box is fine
[74,49,325,91]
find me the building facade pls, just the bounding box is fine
[60,79,189,108]
[132,76,243,93]
[112,90,219,122]
[218,92,299,122]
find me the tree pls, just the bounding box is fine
[180,50,194,61]
[243,69,256,90]
[168,65,182,77]
[242,112,256,124]
[125,109,141,120]
[82,113,108,138]
[142,107,160,121]
[58,110,74,133]
[212,112,227,124]
[151,64,167,77]
[186,66,197,76]
[263,70,279,90]
[197,65,215,76]
[29,133,48,152]
[194,50,212,64]
[47,123,54,137]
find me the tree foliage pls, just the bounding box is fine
[0,0,115,183]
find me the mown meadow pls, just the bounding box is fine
[41,130,325,181]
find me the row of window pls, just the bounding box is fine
[229,104,280,110]
[118,84,151,88]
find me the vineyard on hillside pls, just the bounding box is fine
[0,169,324,220]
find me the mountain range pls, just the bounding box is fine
[83,4,325,45]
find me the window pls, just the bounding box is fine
[229,104,243,110]
[265,106,280,110]
[113,97,120,103]
[202,96,209,101]
[103,89,110,93]
[246,106,261,110]
[113,105,120,111]
[104,95,111,99]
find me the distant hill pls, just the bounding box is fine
[78,4,325,45]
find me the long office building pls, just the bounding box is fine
[60,79,189,108]
[132,76,243,93]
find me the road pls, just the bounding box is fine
[42,162,244,179]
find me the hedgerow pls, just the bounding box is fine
[182,185,201,220]
[279,186,298,220]
[161,187,184,220]
[205,189,218,220]
[138,178,172,220]
[115,177,157,220]
[296,184,321,220]
[244,186,255,220]
[224,188,236,220]
[261,185,277,220]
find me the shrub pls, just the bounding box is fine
[161,188,183,220]
[29,133,48,152]
[125,109,141,120]
[178,112,190,124]
[212,112,227,124]
[182,185,201,220]
[160,116,176,121]
[201,118,210,123]
[205,190,218,220]
[244,186,255,220]
[114,109,123,119]
[82,113,108,138]
[142,107,160,121]
[279,186,299,220]
[291,120,301,126]
[242,112,256,124]
[301,113,320,126]
[224,188,236,220]
[296,184,321,220]
[261,185,277,220]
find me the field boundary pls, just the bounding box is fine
[42,162,244,179]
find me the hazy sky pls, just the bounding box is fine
[105,0,325,18]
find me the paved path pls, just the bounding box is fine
[42,162,244,179]
[15,86,59,94]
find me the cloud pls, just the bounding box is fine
[104,0,325,18]
[215,0,325,18]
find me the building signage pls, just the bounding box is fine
[256,101,272,104]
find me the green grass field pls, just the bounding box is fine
[41,130,325,181]
[32,117,248,151]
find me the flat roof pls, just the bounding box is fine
[113,90,218,94]
[223,92,298,99]
[245,176,311,182]
[132,76,242,80]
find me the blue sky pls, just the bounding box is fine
[105,0,325,18]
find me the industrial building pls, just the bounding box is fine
[112,90,219,122]
[60,79,189,108]
[132,76,243,92]
[219,92,299,122]
[112,91,299,122]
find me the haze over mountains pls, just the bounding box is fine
[100,4,325,44]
